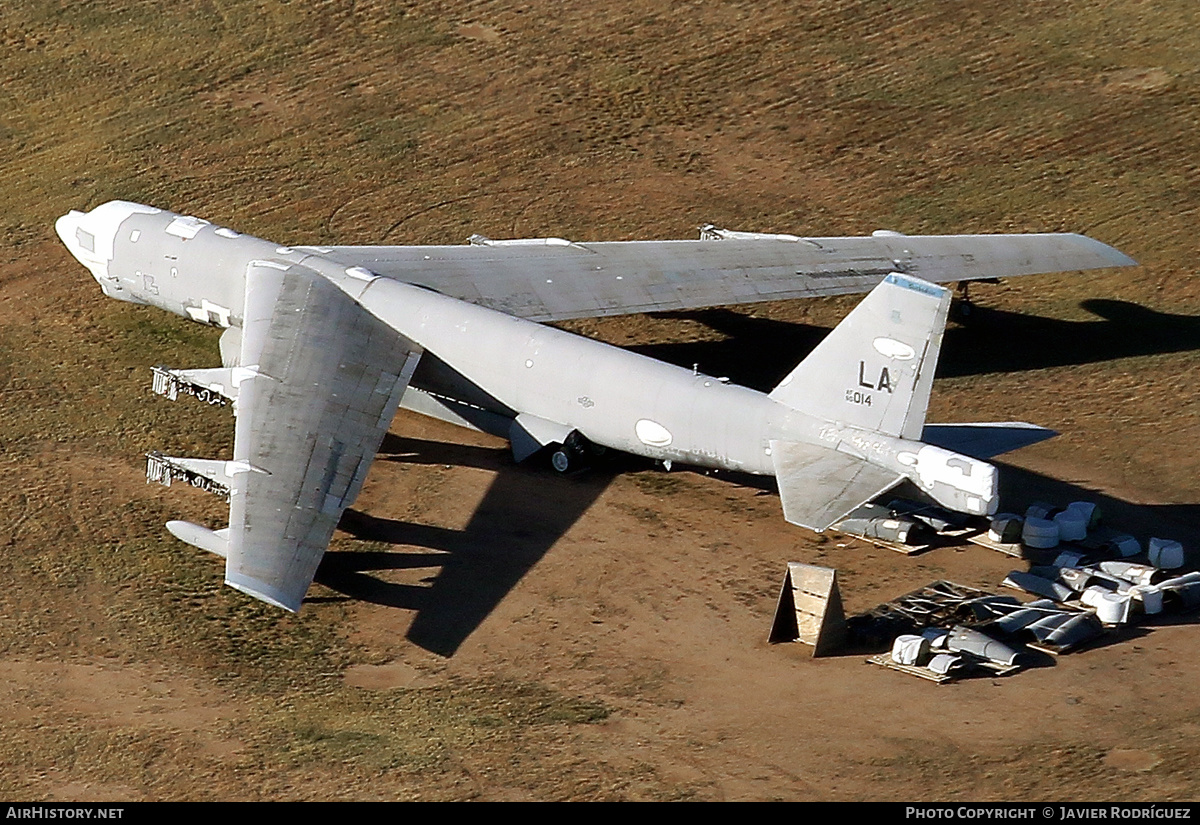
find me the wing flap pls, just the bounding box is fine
[225,262,422,611]
[770,440,904,532]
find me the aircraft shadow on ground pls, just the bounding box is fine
[313,440,1199,659]
[632,299,1200,390]
[314,298,1200,657]
[317,435,618,657]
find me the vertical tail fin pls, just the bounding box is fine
[768,273,951,439]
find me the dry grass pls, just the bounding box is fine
[1,0,1198,800]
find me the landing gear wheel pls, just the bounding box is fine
[551,449,573,473]
[954,280,975,321]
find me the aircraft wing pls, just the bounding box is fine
[316,232,1136,322]
[770,440,905,532]
[222,262,421,611]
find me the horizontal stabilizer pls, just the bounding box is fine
[166,520,230,558]
[770,440,905,531]
[921,422,1057,460]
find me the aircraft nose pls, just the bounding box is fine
[56,206,112,286]
[55,210,85,255]
[56,200,162,300]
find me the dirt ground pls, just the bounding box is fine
[1,0,1198,801]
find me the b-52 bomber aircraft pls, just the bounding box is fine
[56,201,1135,613]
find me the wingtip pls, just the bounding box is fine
[1068,233,1139,268]
[224,570,303,613]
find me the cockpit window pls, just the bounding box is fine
[76,227,95,252]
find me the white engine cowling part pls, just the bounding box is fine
[908,444,999,516]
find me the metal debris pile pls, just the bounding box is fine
[1003,559,1200,624]
[851,499,1192,683]
[989,499,1194,628]
[833,498,973,554]
[849,581,1100,683]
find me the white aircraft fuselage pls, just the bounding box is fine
[55,201,1003,522]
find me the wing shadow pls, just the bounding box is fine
[628,299,1200,389]
[317,438,615,657]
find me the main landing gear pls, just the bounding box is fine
[550,430,606,474]
[953,278,1000,321]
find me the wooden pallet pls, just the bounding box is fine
[866,653,1021,683]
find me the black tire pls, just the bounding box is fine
[551,449,572,473]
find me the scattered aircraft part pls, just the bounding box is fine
[959,594,1023,622]
[835,503,924,545]
[1040,611,1104,651]
[1065,501,1101,530]
[1003,571,1074,602]
[1129,584,1165,615]
[847,580,999,645]
[769,563,846,656]
[1025,502,1060,521]
[1021,517,1060,549]
[1097,561,1160,586]
[884,498,970,534]
[1107,534,1142,558]
[921,627,951,649]
[1156,572,1200,610]
[1052,550,1086,569]
[56,200,1137,613]
[946,626,1020,666]
[927,653,964,675]
[891,634,931,666]
[1078,587,1131,624]
[1055,509,1088,541]
[988,514,1024,544]
[1053,566,1101,593]
[1148,538,1185,570]
[992,599,1062,634]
